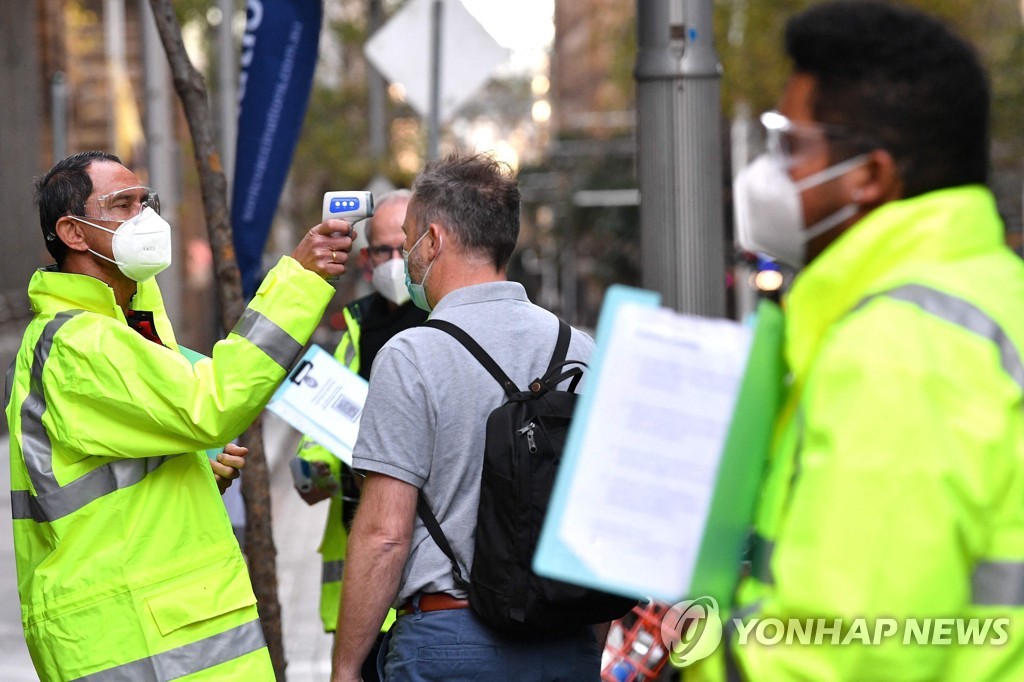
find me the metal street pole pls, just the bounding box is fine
[635,0,726,316]
[427,0,443,161]
[368,0,387,161]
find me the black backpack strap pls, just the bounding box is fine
[423,319,519,397]
[528,322,584,395]
[416,494,471,589]
[539,359,588,394]
[546,319,571,374]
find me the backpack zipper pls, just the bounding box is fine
[517,422,538,453]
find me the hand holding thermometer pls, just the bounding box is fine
[321,191,374,281]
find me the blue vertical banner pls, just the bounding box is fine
[233,0,323,297]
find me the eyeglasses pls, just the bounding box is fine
[368,245,404,261]
[761,111,879,169]
[82,185,160,222]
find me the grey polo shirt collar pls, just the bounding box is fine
[431,281,529,315]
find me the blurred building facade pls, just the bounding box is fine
[514,0,639,328]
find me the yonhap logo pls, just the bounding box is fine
[662,596,724,668]
[330,197,360,213]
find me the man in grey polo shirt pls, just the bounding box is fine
[330,153,602,682]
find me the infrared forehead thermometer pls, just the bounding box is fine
[322,191,374,222]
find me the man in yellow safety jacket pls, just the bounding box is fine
[687,3,1024,680]
[292,189,425,680]
[5,151,353,681]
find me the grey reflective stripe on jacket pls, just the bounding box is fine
[860,284,1024,607]
[754,284,1024,606]
[856,283,1024,388]
[11,310,179,522]
[342,333,357,367]
[322,559,344,584]
[973,562,1024,607]
[232,308,303,370]
[69,619,266,682]
[12,457,175,522]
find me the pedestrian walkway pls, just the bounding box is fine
[0,413,335,681]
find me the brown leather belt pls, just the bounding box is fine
[398,592,470,616]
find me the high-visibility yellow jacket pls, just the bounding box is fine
[690,186,1024,681]
[5,256,334,681]
[295,297,396,634]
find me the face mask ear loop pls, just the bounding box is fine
[793,154,870,193]
[804,203,860,242]
[72,215,118,236]
[72,216,126,267]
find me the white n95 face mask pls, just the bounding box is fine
[77,207,173,282]
[734,153,868,268]
[371,257,411,305]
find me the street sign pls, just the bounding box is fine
[365,0,509,124]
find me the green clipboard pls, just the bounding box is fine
[688,298,785,605]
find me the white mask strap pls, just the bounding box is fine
[793,154,869,193]
[804,203,860,242]
[73,216,118,236]
[86,248,123,267]
[73,216,124,266]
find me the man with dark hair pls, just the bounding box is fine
[712,1,1024,679]
[330,153,602,681]
[6,151,353,680]
[291,189,425,681]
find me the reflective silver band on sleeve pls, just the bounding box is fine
[857,284,1024,391]
[232,308,303,370]
[972,561,1024,607]
[322,559,344,584]
[70,618,267,682]
[11,456,176,522]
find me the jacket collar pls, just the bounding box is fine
[784,185,1002,380]
[28,267,174,343]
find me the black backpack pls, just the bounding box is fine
[418,318,636,636]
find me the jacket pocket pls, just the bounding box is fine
[145,562,257,636]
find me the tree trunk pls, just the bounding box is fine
[145,2,286,679]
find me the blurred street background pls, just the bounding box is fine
[0,1,1021,679]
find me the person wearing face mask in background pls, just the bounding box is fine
[687,2,1024,681]
[290,189,426,682]
[5,151,354,681]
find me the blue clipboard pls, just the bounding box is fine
[532,285,784,605]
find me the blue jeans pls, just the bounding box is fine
[378,604,602,681]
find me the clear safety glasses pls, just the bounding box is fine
[760,110,880,169]
[81,186,161,223]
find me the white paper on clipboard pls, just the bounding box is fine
[266,345,368,466]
